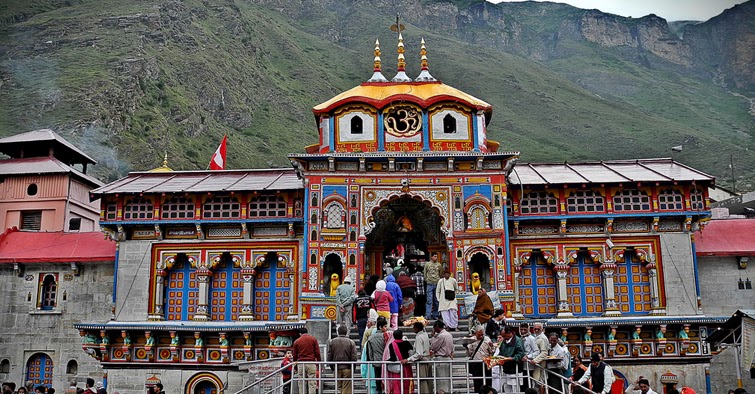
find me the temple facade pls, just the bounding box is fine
[74,36,732,393]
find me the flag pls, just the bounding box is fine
[209,135,227,170]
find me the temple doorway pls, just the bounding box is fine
[468,252,491,292]
[322,253,343,295]
[365,196,447,278]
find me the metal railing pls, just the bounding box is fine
[235,358,602,394]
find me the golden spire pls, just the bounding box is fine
[415,37,436,82]
[397,33,406,72]
[374,39,382,72]
[368,38,388,82]
[149,152,173,172]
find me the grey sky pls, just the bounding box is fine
[491,0,748,21]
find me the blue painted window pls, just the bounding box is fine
[519,256,557,318]
[165,258,198,320]
[210,259,242,321]
[566,255,604,316]
[615,254,652,314]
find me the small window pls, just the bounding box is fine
[351,116,363,134]
[105,203,117,220]
[310,229,317,241]
[443,114,456,133]
[690,188,704,210]
[27,183,38,196]
[613,189,650,212]
[66,359,78,375]
[0,358,9,373]
[123,197,154,220]
[349,254,356,265]
[162,196,195,219]
[249,195,287,218]
[310,253,317,266]
[202,196,240,218]
[658,188,683,211]
[520,191,558,214]
[349,230,357,242]
[567,190,605,213]
[69,218,82,231]
[323,202,346,229]
[20,211,42,230]
[39,274,58,310]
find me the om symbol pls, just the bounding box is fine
[384,107,422,137]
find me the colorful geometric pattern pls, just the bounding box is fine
[210,261,242,321]
[566,256,603,316]
[166,260,198,320]
[254,257,291,321]
[25,353,53,387]
[519,257,557,317]
[615,255,652,314]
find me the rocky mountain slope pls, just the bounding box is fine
[0,0,753,189]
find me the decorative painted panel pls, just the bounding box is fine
[210,261,242,321]
[166,260,198,320]
[254,258,291,321]
[615,255,652,314]
[519,257,557,318]
[566,256,604,316]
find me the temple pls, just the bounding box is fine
[69,35,745,393]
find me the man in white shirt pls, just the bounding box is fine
[519,322,540,392]
[545,333,569,394]
[528,322,550,388]
[625,378,658,394]
[406,322,433,393]
[573,352,615,394]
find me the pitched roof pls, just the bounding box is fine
[91,168,302,196]
[695,219,755,256]
[312,81,492,116]
[0,157,104,187]
[0,129,96,164]
[0,227,116,263]
[510,158,715,185]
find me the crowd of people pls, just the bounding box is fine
[1,379,114,394]
[285,253,708,394]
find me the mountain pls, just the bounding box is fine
[0,0,753,190]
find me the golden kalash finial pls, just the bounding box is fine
[368,39,388,82]
[149,152,173,172]
[390,14,411,82]
[415,37,436,82]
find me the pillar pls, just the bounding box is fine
[555,261,573,318]
[600,260,621,317]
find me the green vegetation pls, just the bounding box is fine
[0,0,752,190]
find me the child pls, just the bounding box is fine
[281,350,293,394]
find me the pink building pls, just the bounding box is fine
[0,129,103,232]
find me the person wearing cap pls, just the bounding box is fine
[572,352,614,394]
[436,270,459,331]
[336,276,357,335]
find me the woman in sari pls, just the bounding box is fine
[384,329,414,394]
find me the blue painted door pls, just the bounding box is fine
[26,353,53,387]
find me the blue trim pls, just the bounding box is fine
[101,218,304,226]
[463,185,492,200]
[507,211,711,221]
[422,111,430,151]
[472,114,480,152]
[329,117,335,152]
[503,200,511,281]
[303,188,310,275]
[377,112,385,150]
[112,242,119,305]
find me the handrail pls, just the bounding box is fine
[232,361,296,394]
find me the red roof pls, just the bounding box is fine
[695,219,755,256]
[0,227,116,263]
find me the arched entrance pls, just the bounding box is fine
[186,372,222,394]
[322,253,343,295]
[25,353,53,387]
[468,252,491,292]
[365,196,447,278]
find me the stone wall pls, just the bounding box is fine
[698,255,755,316]
[114,240,153,321]
[106,368,247,394]
[0,262,114,390]
[659,233,699,315]
[709,346,755,393]
[613,362,707,393]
